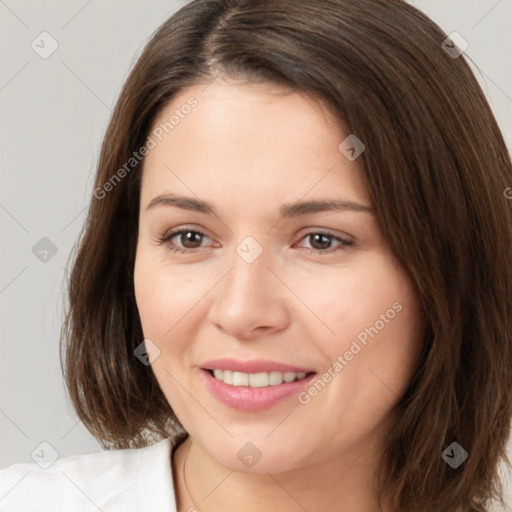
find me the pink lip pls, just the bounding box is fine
[201,358,314,374]
[200,368,316,412]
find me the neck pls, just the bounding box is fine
[172,434,391,512]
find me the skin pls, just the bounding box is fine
[133,78,426,512]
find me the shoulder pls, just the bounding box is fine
[0,437,176,512]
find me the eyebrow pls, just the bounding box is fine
[146,194,374,217]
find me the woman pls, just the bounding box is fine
[1,0,511,511]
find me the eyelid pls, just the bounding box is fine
[295,227,354,242]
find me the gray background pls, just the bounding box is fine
[1,0,511,507]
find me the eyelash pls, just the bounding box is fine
[155,227,354,256]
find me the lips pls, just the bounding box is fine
[200,358,317,411]
[201,358,314,374]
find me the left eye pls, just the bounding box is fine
[298,232,354,255]
[156,228,354,255]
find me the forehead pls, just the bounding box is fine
[140,80,371,211]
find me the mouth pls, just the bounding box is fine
[205,368,315,387]
[199,360,317,411]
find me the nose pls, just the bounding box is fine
[207,244,290,341]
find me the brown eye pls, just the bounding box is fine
[173,230,204,249]
[158,228,210,254]
[297,231,354,256]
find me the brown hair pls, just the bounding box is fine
[60,0,512,510]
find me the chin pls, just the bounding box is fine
[193,432,308,474]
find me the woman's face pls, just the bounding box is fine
[134,78,425,473]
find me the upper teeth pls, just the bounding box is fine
[212,369,307,387]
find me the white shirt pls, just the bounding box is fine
[0,437,177,512]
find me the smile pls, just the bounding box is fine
[200,359,317,411]
[209,369,310,387]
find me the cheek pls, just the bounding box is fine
[301,254,421,344]
[134,252,203,340]
[290,263,424,452]
[133,256,201,406]
[307,254,425,396]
